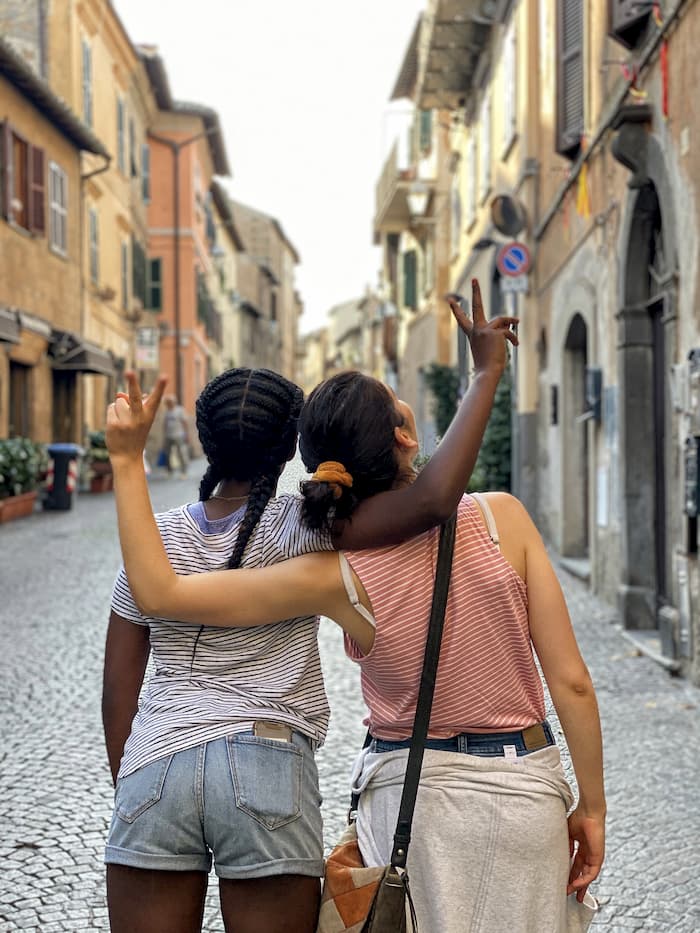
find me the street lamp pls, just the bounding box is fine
[407,180,430,220]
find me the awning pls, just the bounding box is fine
[49,331,115,376]
[0,308,20,344]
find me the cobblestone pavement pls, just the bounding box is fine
[0,457,698,931]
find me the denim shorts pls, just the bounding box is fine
[105,731,324,878]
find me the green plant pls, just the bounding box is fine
[87,429,111,463]
[0,438,44,499]
[468,364,512,493]
[423,363,460,438]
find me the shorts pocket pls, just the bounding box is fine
[227,735,303,830]
[115,755,174,824]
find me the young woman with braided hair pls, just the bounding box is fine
[102,282,518,933]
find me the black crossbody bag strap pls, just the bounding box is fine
[390,513,456,870]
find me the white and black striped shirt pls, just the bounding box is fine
[111,495,332,780]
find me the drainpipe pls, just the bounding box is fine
[148,128,218,404]
[79,154,111,443]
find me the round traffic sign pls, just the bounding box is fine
[496,241,531,277]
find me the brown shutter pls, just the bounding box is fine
[556,0,584,159]
[2,123,12,221]
[29,145,45,234]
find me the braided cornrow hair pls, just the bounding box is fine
[196,367,304,566]
[188,368,304,675]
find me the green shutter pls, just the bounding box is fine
[131,238,147,307]
[403,250,417,310]
[419,109,432,154]
[147,258,162,311]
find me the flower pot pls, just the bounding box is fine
[0,490,38,523]
[90,473,113,493]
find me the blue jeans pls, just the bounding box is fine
[370,721,555,758]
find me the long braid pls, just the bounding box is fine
[227,469,278,568]
[199,462,223,502]
[187,367,304,677]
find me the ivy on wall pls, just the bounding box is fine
[422,362,512,493]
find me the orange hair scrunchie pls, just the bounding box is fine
[311,461,353,500]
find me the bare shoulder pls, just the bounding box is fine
[478,492,534,530]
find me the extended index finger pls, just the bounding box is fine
[125,371,144,413]
[472,278,487,326]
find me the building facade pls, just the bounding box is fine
[396,0,700,682]
[0,34,108,443]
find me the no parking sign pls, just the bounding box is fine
[496,241,531,277]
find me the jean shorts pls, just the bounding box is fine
[105,731,324,878]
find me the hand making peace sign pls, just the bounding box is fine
[446,278,519,377]
[106,372,168,463]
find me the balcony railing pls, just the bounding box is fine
[374,140,413,236]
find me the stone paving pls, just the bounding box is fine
[0,456,698,931]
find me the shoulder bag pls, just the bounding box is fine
[317,513,457,933]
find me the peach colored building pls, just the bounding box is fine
[139,48,230,416]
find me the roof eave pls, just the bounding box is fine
[0,36,108,156]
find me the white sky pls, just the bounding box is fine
[114,0,425,333]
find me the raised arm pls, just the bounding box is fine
[105,375,374,652]
[333,279,518,549]
[515,501,606,903]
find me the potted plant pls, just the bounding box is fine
[0,437,43,522]
[87,430,113,492]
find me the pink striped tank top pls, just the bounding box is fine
[342,494,545,739]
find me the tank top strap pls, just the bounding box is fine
[338,553,377,627]
[469,493,500,548]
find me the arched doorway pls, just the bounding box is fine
[619,180,677,652]
[562,313,589,557]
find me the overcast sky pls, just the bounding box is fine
[114,0,424,333]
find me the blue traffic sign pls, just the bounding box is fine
[496,241,531,277]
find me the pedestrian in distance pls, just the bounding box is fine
[102,282,518,933]
[162,394,190,477]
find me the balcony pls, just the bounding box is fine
[374,141,415,239]
[415,0,493,111]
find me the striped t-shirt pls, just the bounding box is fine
[344,495,545,739]
[111,494,332,780]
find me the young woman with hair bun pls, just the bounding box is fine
[103,285,520,933]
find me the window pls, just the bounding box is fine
[141,143,150,202]
[82,39,93,127]
[132,238,147,307]
[403,250,417,310]
[419,109,433,155]
[48,162,68,255]
[502,18,517,155]
[117,98,126,173]
[450,172,462,257]
[121,240,129,310]
[129,118,137,177]
[479,94,492,202]
[466,135,477,228]
[556,0,584,158]
[147,258,163,311]
[1,124,45,234]
[88,207,99,284]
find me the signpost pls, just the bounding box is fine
[496,241,531,277]
[496,241,532,500]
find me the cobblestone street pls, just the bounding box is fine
[1,458,699,931]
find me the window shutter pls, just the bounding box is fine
[2,122,13,220]
[403,250,417,310]
[148,258,163,311]
[609,0,651,49]
[141,143,150,202]
[132,237,147,306]
[502,19,517,154]
[479,95,492,201]
[419,109,433,154]
[556,0,584,158]
[29,145,45,234]
[117,99,125,172]
[82,40,93,126]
